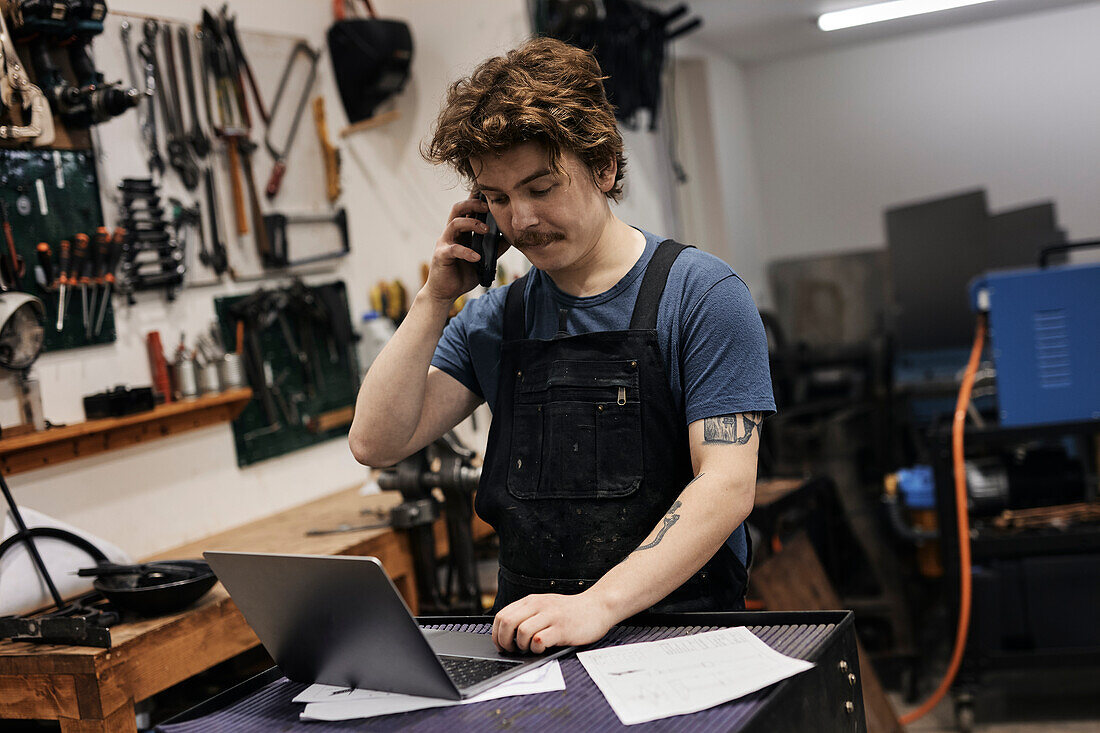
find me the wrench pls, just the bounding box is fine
[177,26,209,159]
[135,21,166,178]
[156,23,199,190]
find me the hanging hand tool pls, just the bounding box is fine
[268,290,312,394]
[202,168,228,275]
[313,96,341,202]
[87,227,109,338]
[240,144,269,258]
[56,239,71,331]
[135,20,167,179]
[222,10,268,127]
[229,291,281,428]
[196,28,217,132]
[116,179,185,302]
[72,233,91,334]
[160,23,200,190]
[206,4,272,256]
[177,25,209,159]
[35,242,54,291]
[264,43,320,199]
[218,10,271,260]
[200,9,255,244]
[121,20,163,177]
[169,197,208,273]
[0,200,24,291]
[94,228,125,336]
[262,208,349,268]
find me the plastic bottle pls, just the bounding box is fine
[358,311,396,378]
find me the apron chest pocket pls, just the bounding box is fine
[508,360,643,500]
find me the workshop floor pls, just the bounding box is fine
[888,666,1100,732]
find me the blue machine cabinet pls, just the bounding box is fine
[970,262,1100,427]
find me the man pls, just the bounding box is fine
[349,37,774,654]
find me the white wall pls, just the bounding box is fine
[667,44,770,305]
[4,0,673,560]
[743,2,1100,269]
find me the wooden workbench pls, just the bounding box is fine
[0,487,492,732]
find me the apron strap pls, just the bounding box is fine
[502,270,531,343]
[629,240,692,330]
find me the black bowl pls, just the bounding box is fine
[93,560,217,617]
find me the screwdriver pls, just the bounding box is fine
[56,238,71,331]
[72,233,90,334]
[35,242,54,290]
[87,227,110,337]
[94,227,126,336]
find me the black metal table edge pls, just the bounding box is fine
[157,610,857,729]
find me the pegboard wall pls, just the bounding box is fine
[215,279,359,466]
[0,149,118,352]
[91,11,346,285]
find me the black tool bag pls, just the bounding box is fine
[327,15,413,124]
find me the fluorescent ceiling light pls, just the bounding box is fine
[818,0,998,31]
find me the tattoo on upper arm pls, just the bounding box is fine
[703,412,762,445]
[635,500,682,552]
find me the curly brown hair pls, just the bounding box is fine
[423,37,626,201]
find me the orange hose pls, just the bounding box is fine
[900,313,987,726]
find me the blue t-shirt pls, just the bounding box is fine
[432,230,776,565]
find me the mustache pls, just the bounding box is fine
[513,231,565,248]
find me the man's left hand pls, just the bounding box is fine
[492,591,616,654]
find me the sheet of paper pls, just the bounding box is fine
[297,660,564,721]
[577,627,814,725]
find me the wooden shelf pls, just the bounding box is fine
[0,388,253,476]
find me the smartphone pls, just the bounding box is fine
[457,194,503,288]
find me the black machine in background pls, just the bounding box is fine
[929,416,1100,727]
[760,186,1098,724]
[309,432,484,616]
[377,434,483,615]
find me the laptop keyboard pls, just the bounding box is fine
[438,655,523,690]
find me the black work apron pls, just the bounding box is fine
[477,240,748,613]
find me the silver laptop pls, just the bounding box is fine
[203,551,572,700]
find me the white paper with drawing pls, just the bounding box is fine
[577,627,814,725]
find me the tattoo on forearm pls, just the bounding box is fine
[635,501,682,552]
[703,412,762,445]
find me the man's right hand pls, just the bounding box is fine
[424,196,493,303]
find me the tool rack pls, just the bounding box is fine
[0,148,118,351]
[215,279,359,467]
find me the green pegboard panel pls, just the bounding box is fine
[215,280,360,467]
[0,149,117,350]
